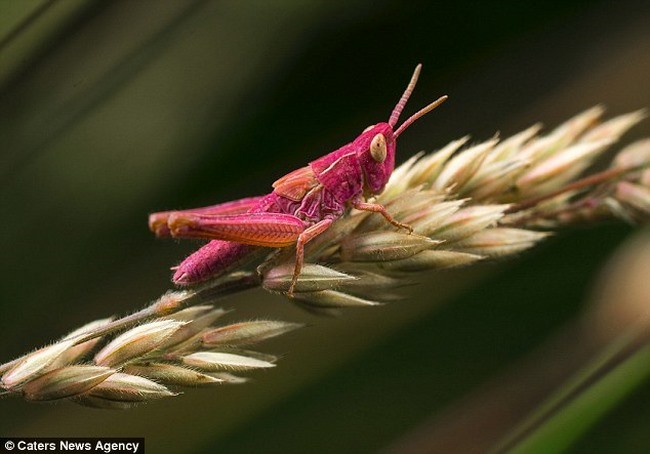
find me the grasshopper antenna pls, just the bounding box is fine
[389,64,422,128]
[394,94,448,138]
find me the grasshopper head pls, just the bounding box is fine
[357,123,396,195]
[358,64,447,196]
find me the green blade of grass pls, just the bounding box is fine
[503,343,650,453]
[491,331,642,453]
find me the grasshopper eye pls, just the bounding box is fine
[369,133,387,163]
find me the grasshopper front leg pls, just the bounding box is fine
[351,197,413,233]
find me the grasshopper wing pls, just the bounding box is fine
[272,166,318,201]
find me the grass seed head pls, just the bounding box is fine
[22,366,115,401]
[83,373,178,402]
[202,320,303,347]
[94,320,186,367]
[122,363,224,387]
[2,340,76,389]
[181,352,276,371]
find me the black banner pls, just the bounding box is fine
[0,439,144,454]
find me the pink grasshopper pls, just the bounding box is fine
[149,64,447,294]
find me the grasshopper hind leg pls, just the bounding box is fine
[288,218,334,296]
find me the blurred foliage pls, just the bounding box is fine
[1,0,649,453]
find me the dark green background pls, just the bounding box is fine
[0,1,648,452]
